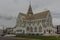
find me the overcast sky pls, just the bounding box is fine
[0,0,60,28]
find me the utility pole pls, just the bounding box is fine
[1,25,4,33]
[3,25,4,33]
[1,25,5,36]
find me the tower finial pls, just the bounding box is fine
[29,0,31,5]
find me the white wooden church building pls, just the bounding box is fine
[13,4,56,35]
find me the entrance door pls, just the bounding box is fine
[23,30,25,34]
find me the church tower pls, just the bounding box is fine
[27,3,33,16]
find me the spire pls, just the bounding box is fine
[27,1,33,15]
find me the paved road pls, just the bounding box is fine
[0,37,33,40]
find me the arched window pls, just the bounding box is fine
[39,26,42,32]
[26,27,29,31]
[30,27,33,32]
[34,27,37,32]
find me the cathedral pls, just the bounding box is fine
[13,4,56,35]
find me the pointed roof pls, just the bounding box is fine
[20,10,49,20]
[27,4,33,15]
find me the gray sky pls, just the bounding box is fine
[0,0,60,28]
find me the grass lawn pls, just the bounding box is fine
[15,35,60,40]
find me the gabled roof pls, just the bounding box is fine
[20,10,49,20]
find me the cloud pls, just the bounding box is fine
[0,0,60,28]
[53,18,60,25]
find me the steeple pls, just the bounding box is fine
[27,2,33,15]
